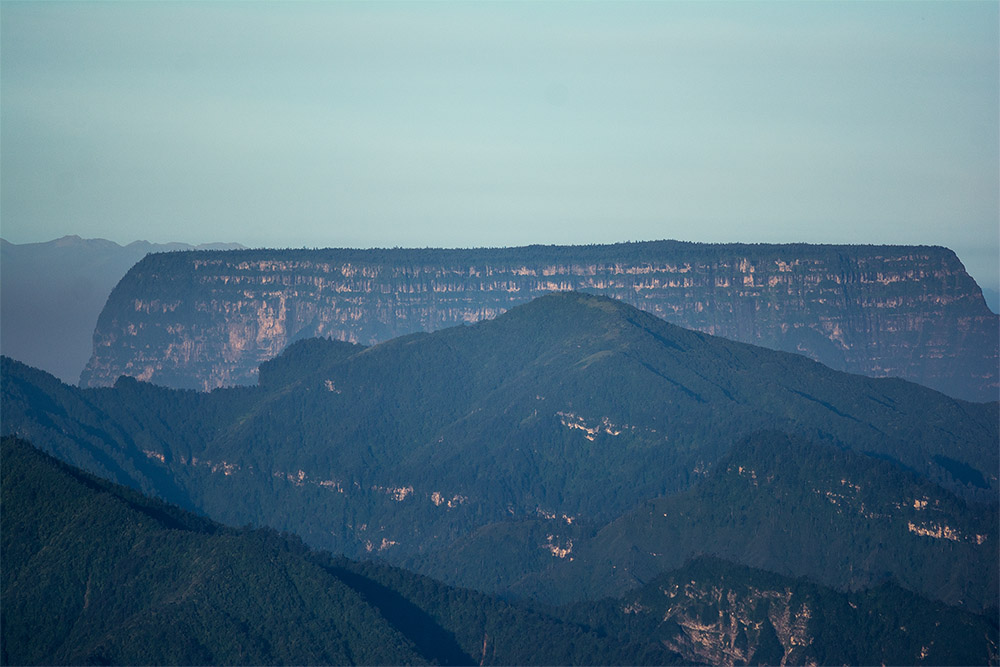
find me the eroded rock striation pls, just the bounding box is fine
[81,241,998,400]
[618,557,997,667]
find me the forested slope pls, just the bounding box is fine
[0,436,685,666]
[3,293,997,614]
[4,437,995,666]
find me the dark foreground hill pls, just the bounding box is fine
[3,437,996,666]
[0,437,684,666]
[78,241,999,401]
[2,293,997,610]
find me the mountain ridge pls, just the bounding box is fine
[3,292,996,616]
[1,436,686,666]
[6,435,996,665]
[456,430,997,609]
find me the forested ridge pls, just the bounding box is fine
[1,436,692,666]
[3,293,998,664]
[3,293,996,614]
[3,436,996,666]
[472,432,998,608]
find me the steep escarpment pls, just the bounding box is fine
[80,241,998,400]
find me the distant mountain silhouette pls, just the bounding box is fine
[0,236,244,385]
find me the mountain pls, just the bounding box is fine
[0,236,244,385]
[578,557,998,667]
[416,432,996,610]
[0,437,425,665]
[4,436,995,666]
[3,292,996,613]
[0,436,685,666]
[77,241,998,401]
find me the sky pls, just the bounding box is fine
[2,1,997,292]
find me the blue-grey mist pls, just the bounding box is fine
[2,1,996,294]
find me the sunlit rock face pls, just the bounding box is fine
[80,241,998,400]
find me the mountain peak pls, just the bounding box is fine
[519,290,634,314]
[489,290,674,343]
[482,290,702,363]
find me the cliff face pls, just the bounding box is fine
[641,580,822,666]
[80,241,998,400]
[620,559,998,667]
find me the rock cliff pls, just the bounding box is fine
[80,241,998,400]
[618,557,997,667]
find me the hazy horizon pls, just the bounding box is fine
[3,1,997,292]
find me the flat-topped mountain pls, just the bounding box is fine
[79,241,998,401]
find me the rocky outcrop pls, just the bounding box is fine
[650,582,815,666]
[621,559,997,667]
[80,241,998,400]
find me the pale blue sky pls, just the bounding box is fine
[2,1,997,291]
